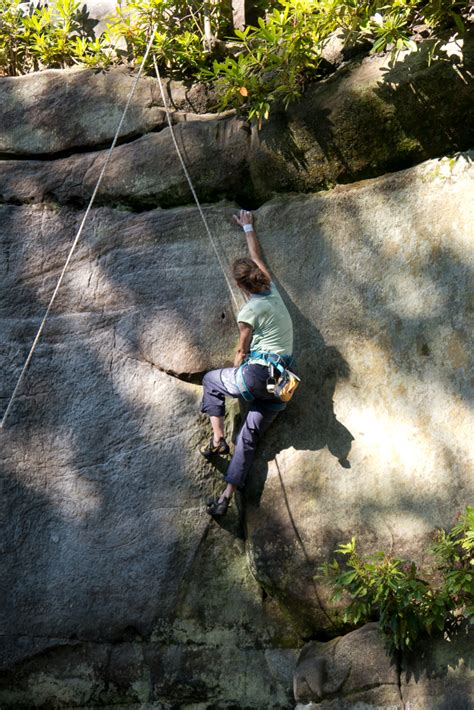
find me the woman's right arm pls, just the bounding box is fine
[234,321,253,367]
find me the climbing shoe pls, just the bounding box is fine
[199,436,230,459]
[206,496,231,517]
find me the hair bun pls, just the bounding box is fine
[232,258,271,294]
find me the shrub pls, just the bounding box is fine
[203,0,469,122]
[108,0,233,76]
[0,0,469,122]
[0,0,112,75]
[319,507,473,651]
[200,0,326,127]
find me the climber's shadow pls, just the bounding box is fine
[243,342,354,508]
[210,345,353,531]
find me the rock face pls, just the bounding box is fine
[0,49,473,709]
[243,155,474,634]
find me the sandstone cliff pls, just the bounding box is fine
[0,36,473,709]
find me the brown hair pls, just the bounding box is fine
[232,258,271,294]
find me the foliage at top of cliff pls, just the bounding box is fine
[0,0,471,123]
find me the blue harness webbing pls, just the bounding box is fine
[236,351,293,401]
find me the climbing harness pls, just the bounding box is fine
[235,364,254,402]
[236,351,300,403]
[0,30,238,430]
[236,353,301,403]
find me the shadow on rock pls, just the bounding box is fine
[244,285,354,508]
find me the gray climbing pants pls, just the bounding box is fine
[201,365,285,488]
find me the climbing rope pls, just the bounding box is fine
[1,34,240,430]
[275,457,336,627]
[0,29,159,430]
[151,54,239,313]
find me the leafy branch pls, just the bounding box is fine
[0,0,470,123]
[318,507,473,651]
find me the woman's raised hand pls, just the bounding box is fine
[233,209,253,227]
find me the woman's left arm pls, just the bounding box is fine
[233,210,271,283]
[234,322,253,367]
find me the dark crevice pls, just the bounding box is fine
[110,625,145,643]
[0,111,234,163]
[0,128,159,163]
[0,196,24,207]
[127,354,205,386]
[0,185,267,214]
[300,629,338,643]
[0,120,195,163]
[165,369,207,386]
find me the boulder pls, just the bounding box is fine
[0,67,223,156]
[294,622,473,709]
[0,120,252,209]
[294,624,400,707]
[250,32,474,200]
[1,34,472,206]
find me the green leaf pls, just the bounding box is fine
[449,12,465,35]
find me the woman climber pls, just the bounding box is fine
[200,209,294,517]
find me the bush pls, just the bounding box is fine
[108,0,233,76]
[0,0,470,123]
[0,0,113,75]
[319,507,473,651]
[203,0,469,123]
[200,1,325,127]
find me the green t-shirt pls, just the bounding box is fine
[237,283,293,361]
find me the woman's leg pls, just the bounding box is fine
[200,368,241,454]
[224,403,281,490]
[201,368,241,417]
[202,366,282,514]
[209,415,225,447]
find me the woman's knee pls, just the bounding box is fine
[239,419,262,450]
[202,371,212,390]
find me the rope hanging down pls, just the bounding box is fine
[0,29,158,430]
[1,32,240,430]
[151,55,239,313]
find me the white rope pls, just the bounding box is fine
[0,29,158,430]
[151,55,239,313]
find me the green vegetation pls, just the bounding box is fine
[319,507,474,651]
[0,0,111,73]
[0,0,470,123]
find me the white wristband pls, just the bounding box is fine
[243,224,254,233]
